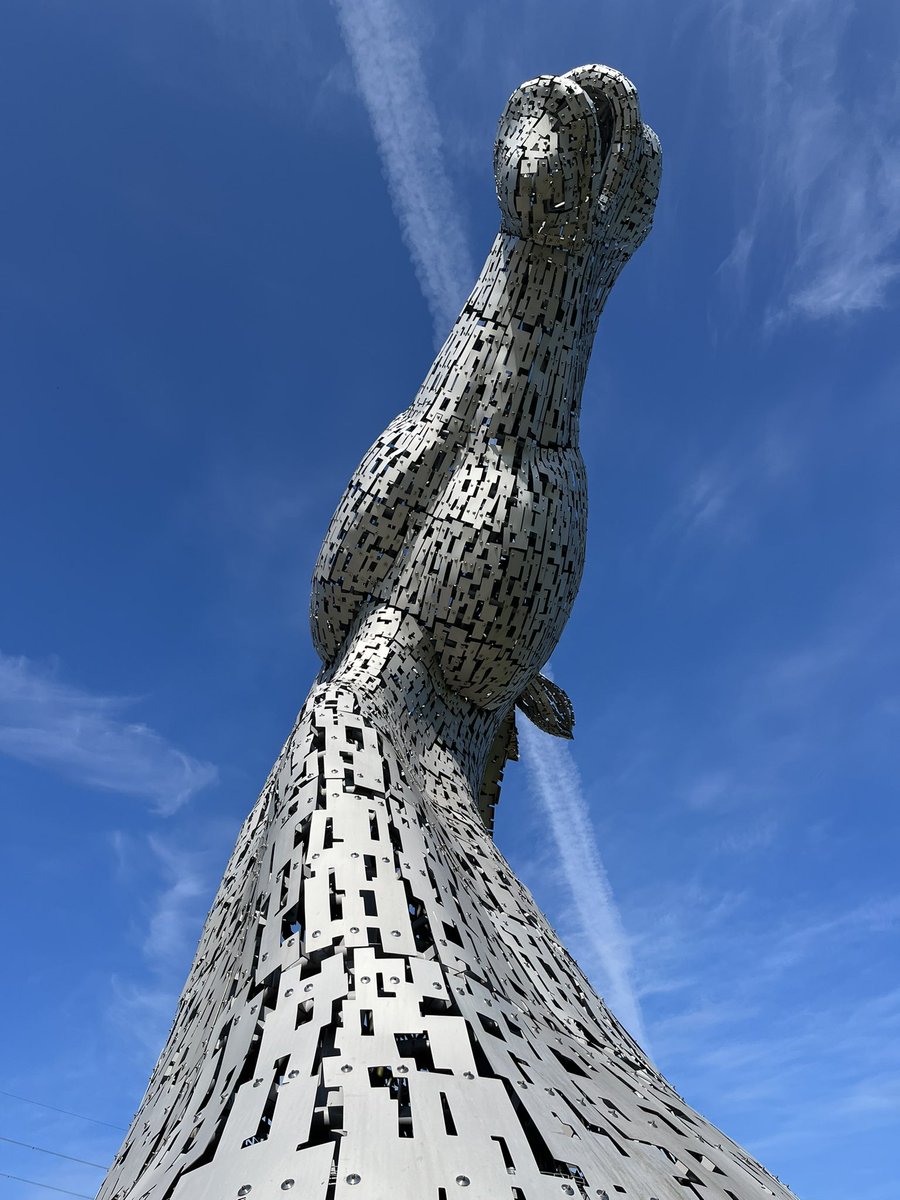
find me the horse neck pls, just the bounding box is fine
[411,232,604,449]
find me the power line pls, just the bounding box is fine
[0,1135,106,1171]
[0,1173,93,1199]
[0,1092,124,1132]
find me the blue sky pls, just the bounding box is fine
[1,2,898,1199]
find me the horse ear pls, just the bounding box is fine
[516,675,575,739]
[494,73,602,247]
[561,64,662,260]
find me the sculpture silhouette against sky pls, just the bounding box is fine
[99,66,798,1200]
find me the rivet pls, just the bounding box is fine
[390,930,401,938]
[284,988,294,997]
[346,1174,361,1186]
[455,1177,470,1188]
[280,1181,294,1191]
[237,1188,252,1197]
[360,975,371,984]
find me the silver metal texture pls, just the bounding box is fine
[98,66,798,1200]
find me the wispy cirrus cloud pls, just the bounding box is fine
[664,402,803,547]
[660,562,900,845]
[722,0,900,325]
[636,883,900,1165]
[0,652,217,814]
[143,835,215,969]
[109,831,220,1054]
[331,0,476,342]
[520,722,649,1051]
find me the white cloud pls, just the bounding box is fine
[722,0,900,324]
[108,975,186,1058]
[332,0,476,342]
[758,896,900,976]
[632,880,900,1157]
[520,721,650,1052]
[667,407,804,545]
[109,832,220,1055]
[675,462,738,535]
[661,563,900,842]
[0,652,217,814]
[144,836,215,969]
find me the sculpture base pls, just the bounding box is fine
[99,681,796,1200]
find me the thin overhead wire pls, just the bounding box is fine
[0,1135,106,1171]
[0,1173,93,1199]
[0,1091,124,1132]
